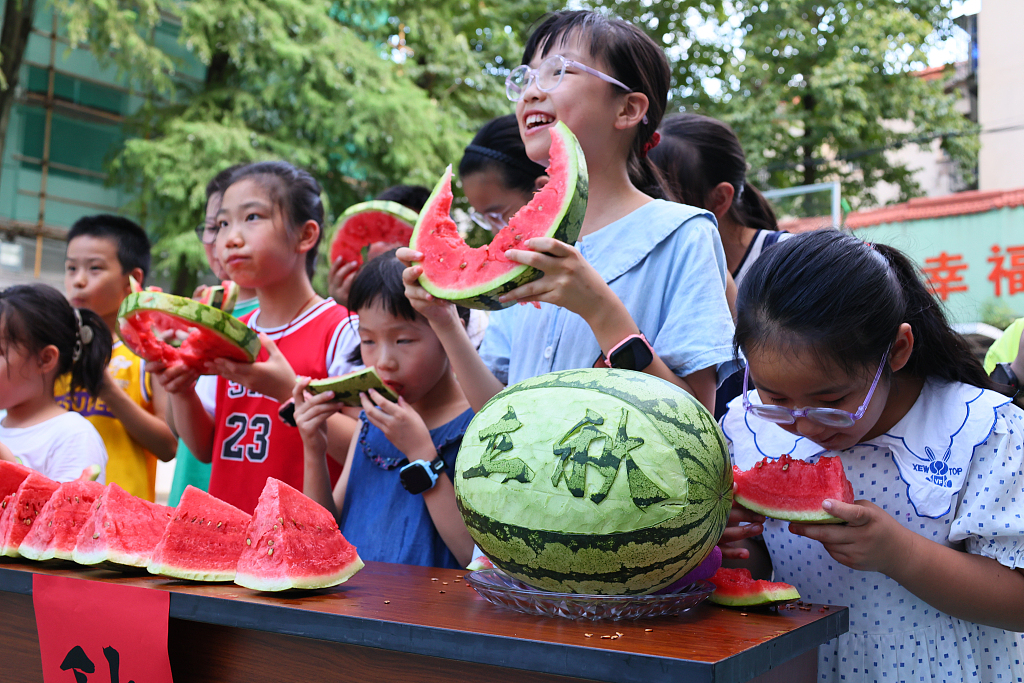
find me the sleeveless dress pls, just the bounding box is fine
[721,379,1024,682]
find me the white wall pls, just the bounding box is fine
[977,0,1024,190]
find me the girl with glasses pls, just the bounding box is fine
[399,10,734,415]
[720,230,1024,682]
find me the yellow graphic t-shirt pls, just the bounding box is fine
[55,341,157,500]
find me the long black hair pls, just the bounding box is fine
[651,114,777,232]
[0,284,112,397]
[521,10,670,199]
[459,114,546,195]
[735,230,993,389]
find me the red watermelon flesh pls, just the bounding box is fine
[0,471,60,557]
[72,482,174,568]
[329,201,418,268]
[235,478,363,591]
[147,485,251,582]
[708,567,800,607]
[733,454,854,524]
[19,480,105,561]
[0,461,32,499]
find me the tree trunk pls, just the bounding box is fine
[0,0,38,186]
[800,91,817,214]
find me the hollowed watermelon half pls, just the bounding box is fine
[235,478,364,591]
[411,121,588,310]
[195,280,240,312]
[147,485,251,582]
[329,200,419,267]
[72,482,174,569]
[733,454,854,523]
[19,479,105,562]
[707,567,800,607]
[118,290,260,371]
[0,471,59,557]
[455,369,733,595]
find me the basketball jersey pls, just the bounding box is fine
[207,299,360,513]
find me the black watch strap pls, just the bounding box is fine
[428,457,446,475]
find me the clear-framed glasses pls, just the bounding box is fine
[194,222,218,245]
[742,346,891,428]
[505,54,633,102]
[468,210,508,233]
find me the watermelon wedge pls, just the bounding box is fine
[329,200,419,268]
[72,482,174,568]
[708,567,800,607]
[77,464,102,482]
[307,367,399,406]
[194,280,240,312]
[0,461,32,499]
[0,471,60,556]
[117,290,261,372]
[147,486,251,582]
[19,480,105,562]
[235,478,363,591]
[733,454,854,524]
[411,121,588,310]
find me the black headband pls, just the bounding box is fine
[464,144,544,177]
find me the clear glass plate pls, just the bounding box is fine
[465,569,714,621]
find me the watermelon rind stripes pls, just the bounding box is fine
[337,200,419,229]
[307,367,398,406]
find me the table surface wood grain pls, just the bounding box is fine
[0,557,847,683]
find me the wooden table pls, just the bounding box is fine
[0,558,847,683]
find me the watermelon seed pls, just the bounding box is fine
[442,582,448,585]
[782,463,789,471]
[644,629,653,632]
[2,501,6,509]
[615,632,623,636]
[48,521,52,527]
[755,461,763,468]
[611,635,620,640]
[600,635,611,639]
[456,575,463,578]
[514,234,522,241]
[273,524,278,530]
[217,522,222,528]
[740,613,748,616]
[278,517,284,523]
[459,262,467,269]
[584,633,593,638]
[191,516,197,523]
[104,521,110,528]
[384,600,390,604]
[268,548,274,556]
[438,590,445,594]
[431,578,438,581]
[438,256,444,262]
[24,518,31,525]
[75,496,79,503]
[246,538,252,546]
[93,533,99,539]
[268,540,274,546]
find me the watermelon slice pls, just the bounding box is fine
[411,121,588,310]
[77,464,102,482]
[733,454,854,524]
[72,482,174,568]
[19,480,105,562]
[0,461,32,499]
[194,280,240,312]
[147,486,251,582]
[234,478,363,591]
[117,290,261,372]
[307,367,399,406]
[329,200,419,268]
[707,567,800,607]
[0,471,60,556]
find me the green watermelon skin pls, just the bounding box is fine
[0,471,60,557]
[329,200,419,268]
[455,369,733,595]
[72,482,174,568]
[234,478,364,591]
[707,567,800,607]
[307,367,398,406]
[19,480,105,562]
[117,290,261,371]
[147,486,251,582]
[733,454,854,524]
[411,121,588,310]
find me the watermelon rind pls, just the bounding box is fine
[329,200,419,267]
[732,492,844,524]
[411,121,589,310]
[72,483,173,568]
[455,369,733,595]
[733,455,853,524]
[0,471,60,557]
[118,290,261,364]
[19,480,105,562]
[707,567,800,607]
[307,367,399,406]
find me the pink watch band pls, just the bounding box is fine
[603,333,651,368]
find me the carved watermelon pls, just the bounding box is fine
[72,482,174,569]
[411,121,588,310]
[707,567,800,607]
[329,200,418,267]
[0,471,59,556]
[235,478,363,591]
[19,479,105,562]
[455,369,733,595]
[195,280,240,312]
[307,367,398,406]
[147,486,251,582]
[733,454,854,523]
[117,290,260,371]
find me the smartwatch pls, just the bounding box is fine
[990,362,1022,397]
[605,332,655,371]
[399,457,446,495]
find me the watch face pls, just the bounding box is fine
[611,337,654,371]
[400,462,434,494]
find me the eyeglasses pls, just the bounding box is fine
[194,223,218,245]
[468,210,508,233]
[742,346,890,428]
[505,55,632,102]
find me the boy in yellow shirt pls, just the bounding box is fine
[58,215,177,500]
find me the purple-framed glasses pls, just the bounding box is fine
[505,55,632,102]
[742,346,890,428]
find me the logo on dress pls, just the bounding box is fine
[912,446,963,488]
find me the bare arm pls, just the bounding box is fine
[152,363,215,463]
[98,370,178,461]
[294,377,351,520]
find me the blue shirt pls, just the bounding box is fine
[339,408,474,569]
[480,200,735,386]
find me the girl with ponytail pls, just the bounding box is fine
[720,230,1024,682]
[400,10,735,413]
[0,283,110,481]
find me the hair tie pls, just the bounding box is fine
[464,144,544,177]
[736,181,745,199]
[641,131,661,158]
[72,308,93,362]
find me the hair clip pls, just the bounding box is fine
[641,131,661,158]
[73,308,94,345]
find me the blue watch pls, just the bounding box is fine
[399,457,446,494]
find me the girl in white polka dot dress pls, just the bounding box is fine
[719,230,1024,682]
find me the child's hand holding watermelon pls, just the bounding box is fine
[790,498,910,574]
[206,333,297,403]
[396,247,463,329]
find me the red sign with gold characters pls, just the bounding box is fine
[32,574,173,683]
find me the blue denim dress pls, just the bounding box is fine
[338,409,474,569]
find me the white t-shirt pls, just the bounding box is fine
[0,412,107,483]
